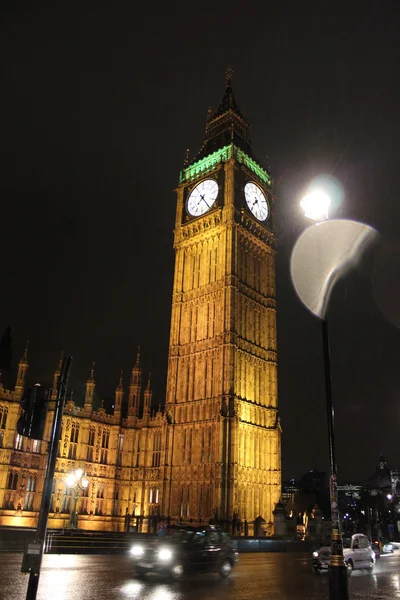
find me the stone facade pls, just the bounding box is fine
[0,350,166,531]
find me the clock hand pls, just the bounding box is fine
[197,193,210,208]
[252,197,258,207]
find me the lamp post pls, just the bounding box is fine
[299,190,349,600]
[66,468,89,529]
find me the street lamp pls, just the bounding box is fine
[300,189,331,221]
[66,468,89,529]
[299,191,349,600]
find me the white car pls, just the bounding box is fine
[313,534,375,575]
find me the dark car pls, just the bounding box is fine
[130,525,238,579]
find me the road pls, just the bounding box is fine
[0,552,399,600]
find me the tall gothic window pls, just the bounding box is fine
[80,482,89,514]
[184,429,192,464]
[3,470,18,509]
[149,487,159,504]
[201,429,211,463]
[95,482,104,515]
[61,484,72,513]
[24,474,37,510]
[14,434,23,451]
[151,434,161,467]
[87,426,95,461]
[117,432,124,466]
[180,487,189,518]
[96,483,104,499]
[31,439,41,454]
[100,429,109,464]
[7,471,18,490]
[135,437,140,468]
[68,422,79,459]
[0,406,7,429]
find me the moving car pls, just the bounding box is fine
[312,534,375,575]
[370,540,381,559]
[130,525,238,579]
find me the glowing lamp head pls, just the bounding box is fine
[300,190,331,221]
[387,494,392,500]
[81,475,89,489]
[66,473,77,488]
[75,468,84,481]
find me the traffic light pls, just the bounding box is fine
[17,385,50,440]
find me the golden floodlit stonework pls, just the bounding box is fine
[0,73,281,533]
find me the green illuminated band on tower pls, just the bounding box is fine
[180,144,271,186]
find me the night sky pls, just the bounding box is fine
[2,3,400,483]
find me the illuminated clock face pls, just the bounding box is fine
[244,182,269,221]
[187,179,218,217]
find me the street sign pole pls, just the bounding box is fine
[23,356,72,600]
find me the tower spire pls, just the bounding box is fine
[145,372,151,393]
[143,372,152,416]
[114,369,124,416]
[189,68,252,166]
[128,348,142,418]
[85,361,96,413]
[15,342,29,400]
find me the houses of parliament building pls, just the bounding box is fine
[0,71,282,533]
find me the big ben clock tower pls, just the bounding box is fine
[163,69,281,527]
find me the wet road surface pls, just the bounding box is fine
[1,552,399,600]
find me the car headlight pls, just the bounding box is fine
[130,545,144,557]
[158,548,173,562]
[313,551,319,558]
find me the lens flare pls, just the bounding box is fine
[291,219,378,318]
